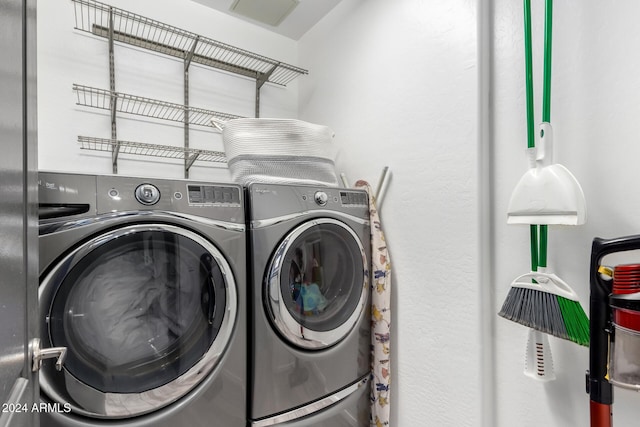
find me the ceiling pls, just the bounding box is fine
[191,0,342,40]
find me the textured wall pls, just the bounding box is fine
[299,1,481,425]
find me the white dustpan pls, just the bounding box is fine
[507,123,586,225]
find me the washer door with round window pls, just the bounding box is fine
[265,218,368,350]
[38,223,237,419]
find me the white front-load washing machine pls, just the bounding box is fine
[247,183,371,426]
[37,171,246,427]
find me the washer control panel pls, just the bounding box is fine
[135,183,161,205]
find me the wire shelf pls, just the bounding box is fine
[78,136,227,164]
[73,84,242,126]
[71,0,308,86]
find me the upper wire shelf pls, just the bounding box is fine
[73,84,242,126]
[71,0,308,86]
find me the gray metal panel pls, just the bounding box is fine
[96,175,244,223]
[247,183,368,221]
[253,376,370,426]
[37,171,247,426]
[247,183,371,421]
[0,0,39,426]
[38,172,97,214]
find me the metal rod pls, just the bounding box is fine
[108,6,118,173]
[255,63,278,118]
[184,35,199,71]
[339,173,350,188]
[185,152,200,170]
[255,72,261,118]
[257,63,278,90]
[375,166,390,206]
[184,52,191,178]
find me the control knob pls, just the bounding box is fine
[314,191,328,206]
[135,183,160,205]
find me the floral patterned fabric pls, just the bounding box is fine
[355,181,391,427]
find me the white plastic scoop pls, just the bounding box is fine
[507,122,586,225]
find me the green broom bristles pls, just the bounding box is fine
[557,295,590,346]
[499,286,589,346]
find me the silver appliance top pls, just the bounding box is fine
[38,171,244,223]
[247,182,369,221]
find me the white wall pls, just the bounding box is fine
[37,0,299,180]
[299,1,481,425]
[492,1,640,426]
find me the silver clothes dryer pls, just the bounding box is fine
[37,171,246,427]
[247,183,371,426]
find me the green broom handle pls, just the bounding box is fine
[523,0,539,271]
[530,225,539,272]
[539,0,553,270]
[542,0,553,123]
[524,0,535,150]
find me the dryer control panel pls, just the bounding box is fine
[248,184,369,221]
[339,190,368,207]
[187,184,241,206]
[96,175,244,222]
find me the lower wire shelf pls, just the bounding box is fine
[78,136,227,169]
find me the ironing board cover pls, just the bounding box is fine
[355,181,391,427]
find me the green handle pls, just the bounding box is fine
[523,0,535,149]
[523,0,539,271]
[542,0,553,124]
[539,224,548,269]
[539,0,552,269]
[523,0,553,272]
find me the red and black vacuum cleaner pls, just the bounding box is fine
[589,236,640,427]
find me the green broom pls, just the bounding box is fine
[498,0,589,347]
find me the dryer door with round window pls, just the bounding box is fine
[266,218,368,350]
[38,224,237,419]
